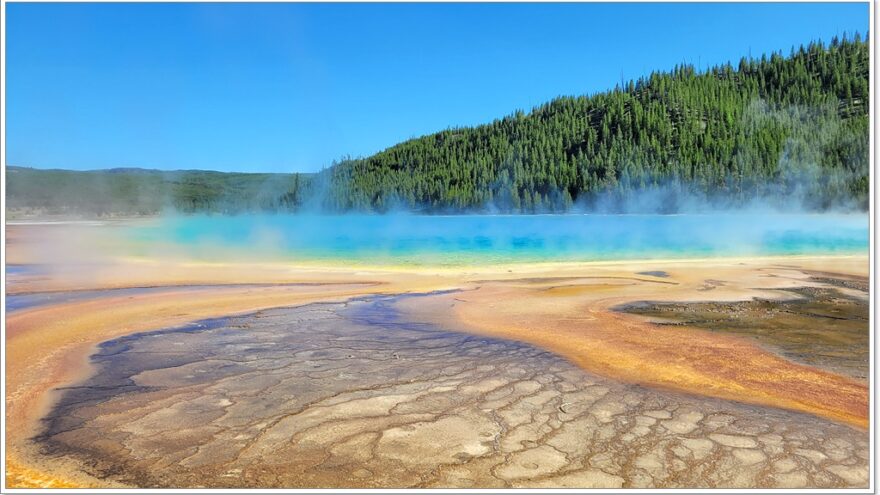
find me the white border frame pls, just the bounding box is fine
[0,1,875,493]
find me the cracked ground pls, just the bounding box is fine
[38,294,868,489]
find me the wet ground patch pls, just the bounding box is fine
[618,279,868,381]
[636,271,670,278]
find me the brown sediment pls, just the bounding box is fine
[620,285,869,381]
[802,274,870,293]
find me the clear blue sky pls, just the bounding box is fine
[6,2,869,173]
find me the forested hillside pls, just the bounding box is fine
[321,35,869,212]
[6,35,869,216]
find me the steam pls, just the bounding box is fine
[476,99,868,215]
[22,212,862,271]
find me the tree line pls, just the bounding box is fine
[319,34,868,212]
[6,35,869,216]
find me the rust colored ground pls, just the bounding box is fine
[418,287,867,429]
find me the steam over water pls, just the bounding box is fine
[121,213,868,266]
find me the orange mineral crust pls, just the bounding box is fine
[405,269,868,429]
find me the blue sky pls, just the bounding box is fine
[6,2,869,173]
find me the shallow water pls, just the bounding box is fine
[5,264,46,276]
[4,283,350,313]
[120,213,868,265]
[6,286,157,312]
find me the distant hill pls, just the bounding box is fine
[6,166,314,216]
[6,35,869,216]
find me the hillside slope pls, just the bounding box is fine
[321,36,868,212]
[6,36,869,216]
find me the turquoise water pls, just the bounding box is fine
[123,213,869,266]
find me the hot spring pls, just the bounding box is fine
[115,213,869,266]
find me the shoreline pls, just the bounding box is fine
[5,253,868,294]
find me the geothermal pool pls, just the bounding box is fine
[118,213,869,265]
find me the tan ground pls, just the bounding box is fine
[3,224,870,488]
[399,260,869,429]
